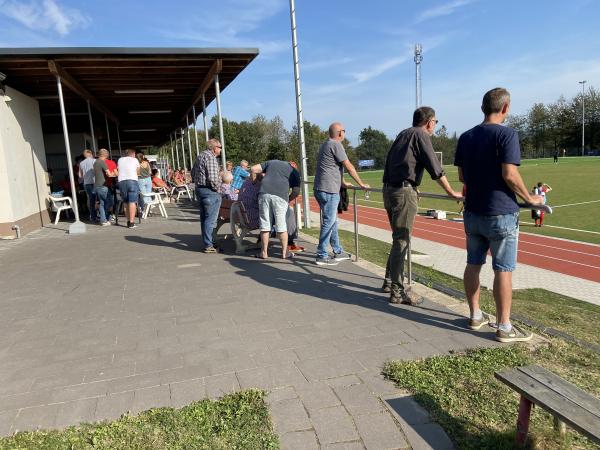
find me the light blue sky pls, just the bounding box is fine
[1,0,599,144]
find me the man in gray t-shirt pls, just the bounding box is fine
[313,122,369,266]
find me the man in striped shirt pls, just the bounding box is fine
[192,139,223,253]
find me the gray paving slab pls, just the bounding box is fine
[354,411,410,450]
[0,204,492,448]
[280,430,320,450]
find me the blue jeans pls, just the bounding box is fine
[138,177,152,210]
[196,187,222,248]
[94,186,112,223]
[463,211,519,272]
[84,183,97,222]
[315,190,343,259]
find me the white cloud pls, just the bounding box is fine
[0,0,89,36]
[351,54,412,83]
[416,0,473,23]
[161,0,287,56]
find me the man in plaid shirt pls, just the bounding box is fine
[192,138,223,253]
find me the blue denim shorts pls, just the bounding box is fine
[119,179,139,203]
[463,211,519,272]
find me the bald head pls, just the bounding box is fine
[328,122,345,141]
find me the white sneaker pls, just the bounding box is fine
[101,221,111,227]
[334,252,352,262]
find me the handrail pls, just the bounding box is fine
[300,180,551,288]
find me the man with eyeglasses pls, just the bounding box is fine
[382,107,461,305]
[192,138,223,253]
[314,122,369,266]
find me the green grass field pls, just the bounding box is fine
[334,157,600,244]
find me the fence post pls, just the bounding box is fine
[353,188,359,261]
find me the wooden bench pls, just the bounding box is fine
[212,198,234,243]
[495,364,600,446]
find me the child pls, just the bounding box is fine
[220,171,235,200]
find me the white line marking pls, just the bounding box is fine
[177,263,202,268]
[551,199,600,208]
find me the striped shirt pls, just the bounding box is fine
[192,149,220,191]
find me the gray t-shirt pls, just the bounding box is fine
[314,139,348,193]
[259,160,301,201]
[93,159,109,188]
[79,157,96,185]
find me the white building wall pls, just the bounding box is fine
[0,86,49,232]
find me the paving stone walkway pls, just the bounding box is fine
[0,203,505,449]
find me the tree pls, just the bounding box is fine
[430,124,458,164]
[355,126,391,169]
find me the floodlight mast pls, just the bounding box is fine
[579,80,586,156]
[414,44,423,108]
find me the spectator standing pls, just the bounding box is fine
[118,148,141,229]
[382,107,461,305]
[78,149,97,222]
[93,149,115,226]
[136,152,152,211]
[454,87,543,342]
[191,139,223,253]
[231,159,250,192]
[314,122,369,266]
[251,160,301,259]
[105,156,118,222]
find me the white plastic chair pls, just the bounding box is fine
[141,192,168,219]
[170,184,191,202]
[49,196,74,224]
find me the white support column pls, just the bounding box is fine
[175,132,181,169]
[180,128,187,172]
[86,100,97,154]
[117,124,122,155]
[105,115,112,159]
[192,105,200,156]
[214,74,226,170]
[202,94,209,143]
[56,76,86,234]
[169,133,175,170]
[186,114,194,168]
[289,0,311,228]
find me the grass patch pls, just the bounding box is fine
[0,390,278,450]
[302,227,600,347]
[383,342,600,449]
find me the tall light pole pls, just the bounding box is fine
[579,80,586,156]
[289,0,310,228]
[414,44,423,108]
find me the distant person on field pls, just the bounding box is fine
[553,150,559,164]
[118,148,141,229]
[78,149,97,222]
[381,107,462,306]
[454,87,543,343]
[534,181,552,227]
[314,122,369,266]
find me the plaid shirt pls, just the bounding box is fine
[192,149,220,191]
[231,165,250,190]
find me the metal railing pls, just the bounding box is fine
[302,181,463,286]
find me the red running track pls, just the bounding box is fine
[307,199,600,283]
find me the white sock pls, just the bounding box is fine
[498,323,512,332]
[471,309,483,320]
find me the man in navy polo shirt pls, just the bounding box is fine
[454,88,543,343]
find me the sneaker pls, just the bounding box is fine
[316,257,339,266]
[101,221,111,227]
[109,214,116,222]
[495,325,533,343]
[127,223,138,229]
[390,289,423,306]
[288,244,305,253]
[334,252,352,262]
[381,280,391,293]
[203,246,217,254]
[468,313,490,330]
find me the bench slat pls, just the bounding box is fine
[496,367,600,444]
[518,365,600,418]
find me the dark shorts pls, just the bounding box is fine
[119,179,139,203]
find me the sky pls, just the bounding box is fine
[1,0,600,145]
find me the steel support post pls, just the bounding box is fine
[116,124,122,155]
[186,114,194,167]
[175,133,181,170]
[104,115,112,159]
[86,100,97,154]
[180,128,187,172]
[352,188,359,261]
[169,134,175,170]
[202,94,209,143]
[214,74,227,170]
[56,76,86,234]
[192,105,200,156]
